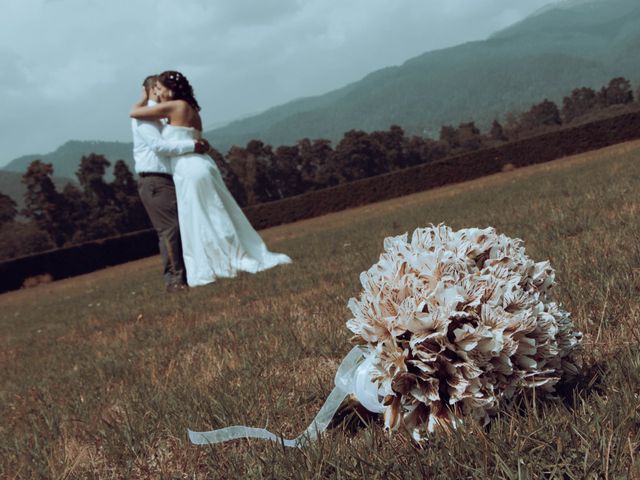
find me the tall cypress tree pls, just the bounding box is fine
[22,160,71,247]
[0,191,17,226]
[111,160,149,232]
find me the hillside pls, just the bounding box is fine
[3,139,639,477]
[3,140,134,180]
[3,0,640,178]
[204,0,640,149]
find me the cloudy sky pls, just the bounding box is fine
[0,0,559,166]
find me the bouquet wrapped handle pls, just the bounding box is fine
[188,346,384,448]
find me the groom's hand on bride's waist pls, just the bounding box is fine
[195,139,210,154]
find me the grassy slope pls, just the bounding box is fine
[1,141,640,478]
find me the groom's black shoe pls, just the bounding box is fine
[166,283,189,294]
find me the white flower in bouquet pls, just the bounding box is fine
[346,224,582,440]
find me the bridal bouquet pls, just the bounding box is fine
[189,224,582,448]
[347,225,582,441]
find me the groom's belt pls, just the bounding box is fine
[139,172,173,180]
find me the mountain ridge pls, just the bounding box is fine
[3,0,639,182]
[3,140,134,180]
[201,0,640,150]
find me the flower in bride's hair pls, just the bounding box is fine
[346,224,582,441]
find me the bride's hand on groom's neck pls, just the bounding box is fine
[195,139,210,154]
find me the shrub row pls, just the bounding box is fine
[2,111,639,293]
[244,111,640,229]
[0,230,159,293]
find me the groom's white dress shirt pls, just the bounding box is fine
[131,100,195,174]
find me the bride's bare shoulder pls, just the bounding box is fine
[166,100,202,130]
[165,99,190,110]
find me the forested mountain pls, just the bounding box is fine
[204,0,640,149]
[3,0,639,180]
[3,141,134,179]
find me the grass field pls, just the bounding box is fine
[2,141,640,479]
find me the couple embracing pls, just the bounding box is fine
[130,71,291,291]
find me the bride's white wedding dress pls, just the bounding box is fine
[164,125,291,287]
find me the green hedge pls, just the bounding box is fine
[2,111,639,293]
[244,111,640,228]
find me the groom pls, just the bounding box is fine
[132,74,209,292]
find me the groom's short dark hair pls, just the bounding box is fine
[143,75,159,93]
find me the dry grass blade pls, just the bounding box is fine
[1,141,640,478]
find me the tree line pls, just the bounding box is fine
[0,76,638,261]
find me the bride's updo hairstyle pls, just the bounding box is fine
[158,70,201,112]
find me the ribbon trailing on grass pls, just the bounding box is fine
[188,346,385,448]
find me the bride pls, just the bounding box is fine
[130,70,291,287]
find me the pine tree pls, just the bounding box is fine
[490,120,508,142]
[0,191,17,226]
[457,122,485,151]
[21,160,71,246]
[297,138,337,189]
[562,87,599,123]
[112,160,149,232]
[598,77,633,106]
[73,154,120,241]
[333,130,387,182]
[272,145,304,198]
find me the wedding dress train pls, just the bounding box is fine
[165,125,291,286]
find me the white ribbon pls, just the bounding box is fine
[188,346,385,448]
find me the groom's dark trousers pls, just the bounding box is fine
[138,173,186,286]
